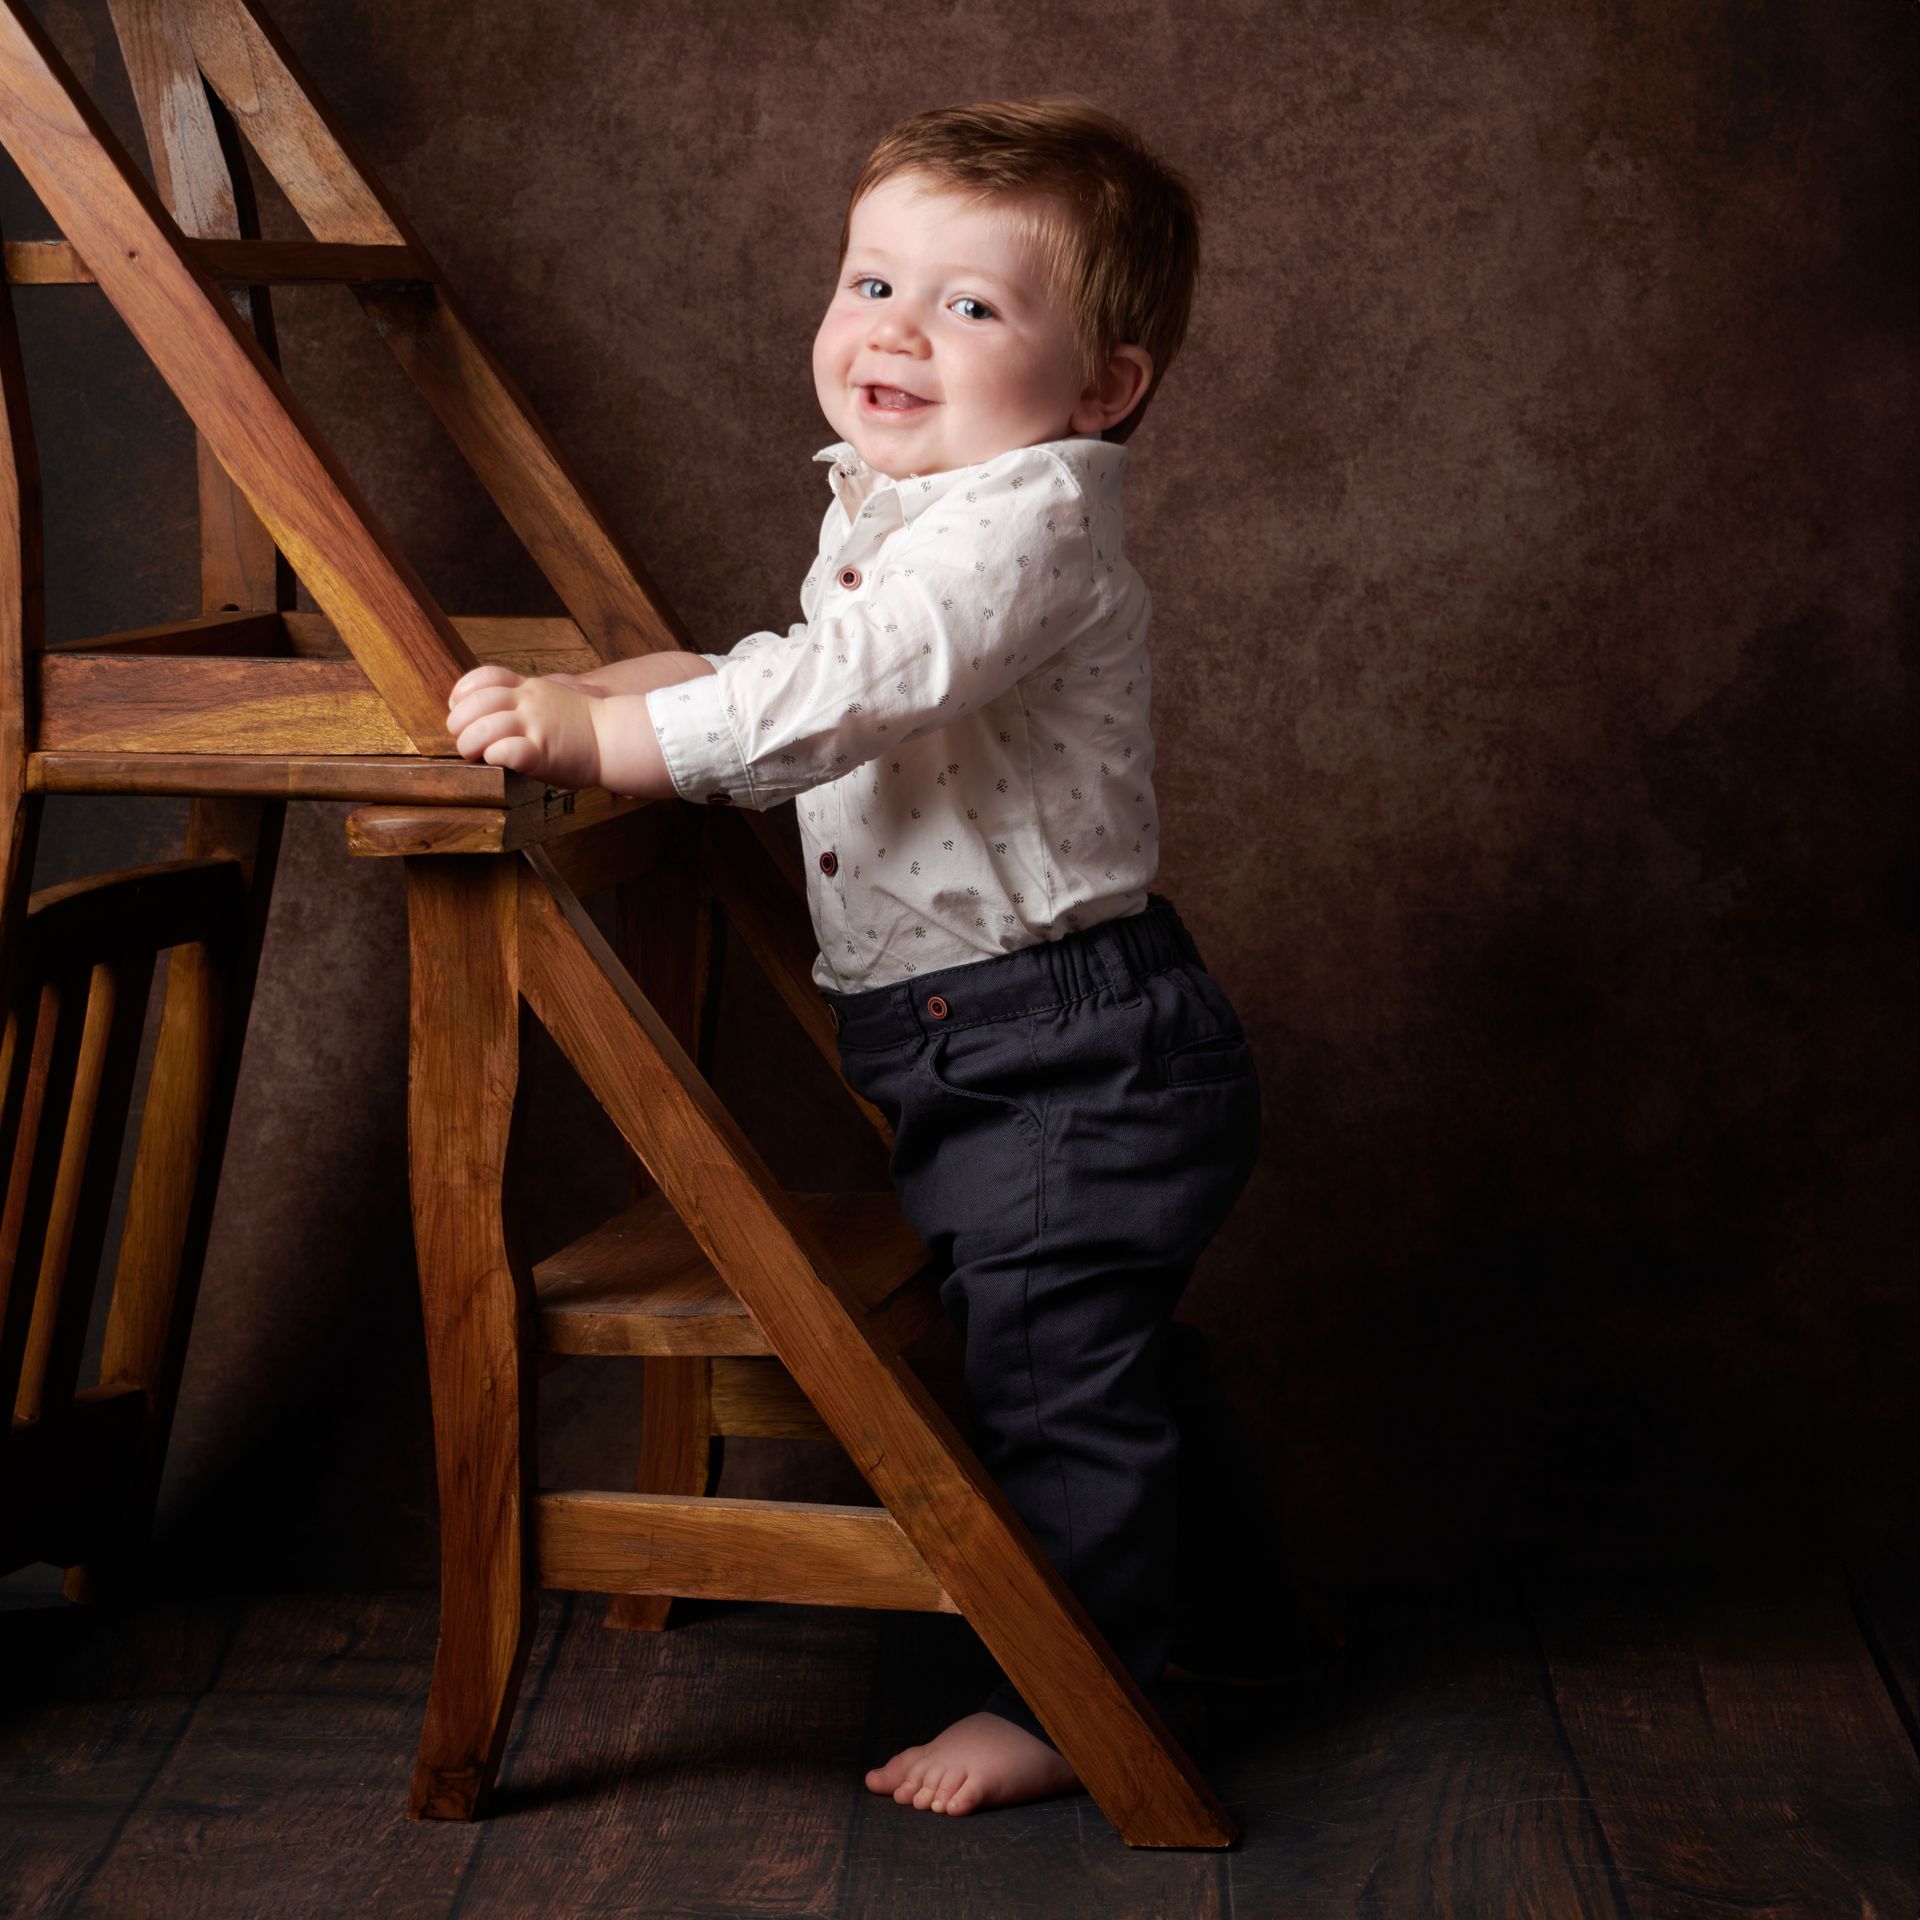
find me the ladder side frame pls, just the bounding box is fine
[0,0,471,753]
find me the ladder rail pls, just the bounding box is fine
[0,0,472,752]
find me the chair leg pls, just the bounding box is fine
[603,1355,719,1631]
[404,854,538,1822]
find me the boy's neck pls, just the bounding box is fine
[848,425,1102,487]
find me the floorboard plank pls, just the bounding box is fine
[60,1590,482,1920]
[450,1597,876,1918]
[1213,1570,1628,1916]
[0,1591,242,1919]
[1530,1564,1920,1919]
[6,1570,1913,1916]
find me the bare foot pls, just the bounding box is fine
[864,1709,1081,1816]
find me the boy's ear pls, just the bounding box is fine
[1071,344,1154,436]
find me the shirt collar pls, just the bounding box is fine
[813,440,958,525]
[812,436,1126,527]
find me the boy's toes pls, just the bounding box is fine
[943,1770,983,1816]
[927,1764,967,1813]
[864,1745,924,1795]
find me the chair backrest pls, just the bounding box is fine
[0,852,245,1577]
[0,17,272,1576]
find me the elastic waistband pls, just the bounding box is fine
[819,893,1205,1049]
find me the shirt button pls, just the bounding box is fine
[819,850,838,876]
[706,791,733,806]
[926,994,949,1020]
[837,566,862,590]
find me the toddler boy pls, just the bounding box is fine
[448,95,1304,1818]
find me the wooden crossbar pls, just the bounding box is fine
[23,752,537,803]
[4,236,427,283]
[534,1490,957,1614]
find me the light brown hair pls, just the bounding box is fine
[836,96,1202,445]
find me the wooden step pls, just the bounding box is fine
[532,1190,939,1358]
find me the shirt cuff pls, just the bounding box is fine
[643,673,754,809]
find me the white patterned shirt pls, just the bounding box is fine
[644,435,1159,993]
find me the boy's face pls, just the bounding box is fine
[812,170,1105,479]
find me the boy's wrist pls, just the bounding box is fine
[587,690,678,802]
[583,695,614,791]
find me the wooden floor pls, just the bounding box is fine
[1,1557,1914,1918]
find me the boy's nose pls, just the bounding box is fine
[868,306,927,348]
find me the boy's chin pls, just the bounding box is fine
[837,417,1062,479]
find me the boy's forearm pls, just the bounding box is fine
[563,651,716,698]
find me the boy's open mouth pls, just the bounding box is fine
[863,384,934,414]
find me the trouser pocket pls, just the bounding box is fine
[917,1025,1042,1138]
[1164,1029,1256,1086]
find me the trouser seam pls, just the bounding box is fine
[1016,1017,1074,1587]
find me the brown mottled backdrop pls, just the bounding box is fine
[2,0,1913,1602]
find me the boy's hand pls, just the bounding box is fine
[446,664,602,790]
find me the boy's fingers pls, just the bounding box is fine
[450,705,527,762]
[448,664,519,704]
[446,683,520,733]
[481,736,536,774]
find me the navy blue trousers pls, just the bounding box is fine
[820,893,1277,1747]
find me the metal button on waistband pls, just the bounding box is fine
[926,994,949,1019]
[706,790,733,805]
[837,566,862,590]
[819,849,838,876]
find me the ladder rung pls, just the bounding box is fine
[25,750,518,805]
[534,1489,957,1613]
[4,237,428,285]
[533,1190,937,1358]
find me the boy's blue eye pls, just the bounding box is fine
[847,276,997,321]
[953,296,996,321]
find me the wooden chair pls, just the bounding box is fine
[0,850,272,1599]
[0,0,1238,1847]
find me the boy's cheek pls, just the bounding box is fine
[813,313,862,390]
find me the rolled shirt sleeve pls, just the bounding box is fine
[643,444,1101,811]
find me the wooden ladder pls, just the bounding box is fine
[0,0,1236,1847]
